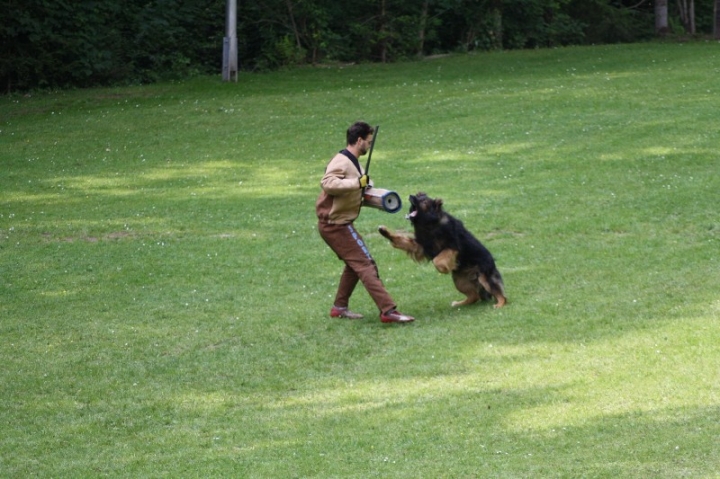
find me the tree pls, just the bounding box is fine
[677,0,696,34]
[655,0,669,36]
[378,0,389,62]
[715,0,720,39]
[417,0,430,57]
[0,0,694,93]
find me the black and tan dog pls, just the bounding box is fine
[379,192,507,308]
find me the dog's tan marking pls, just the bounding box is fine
[451,272,481,307]
[432,249,458,274]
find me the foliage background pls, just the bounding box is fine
[2,0,718,92]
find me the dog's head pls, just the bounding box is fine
[407,192,444,225]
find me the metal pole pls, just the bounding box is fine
[222,0,238,82]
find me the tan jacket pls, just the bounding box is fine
[316,151,369,225]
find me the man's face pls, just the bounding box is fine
[357,134,373,156]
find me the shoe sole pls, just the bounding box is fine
[380,317,414,323]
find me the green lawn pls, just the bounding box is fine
[1,42,719,478]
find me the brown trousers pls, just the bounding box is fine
[318,222,396,314]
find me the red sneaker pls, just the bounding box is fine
[380,309,415,323]
[330,306,364,319]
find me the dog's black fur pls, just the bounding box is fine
[379,192,507,308]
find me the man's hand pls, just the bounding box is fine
[358,175,370,188]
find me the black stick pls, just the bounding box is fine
[364,125,379,175]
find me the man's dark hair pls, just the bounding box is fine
[347,121,374,145]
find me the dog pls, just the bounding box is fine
[378,192,507,308]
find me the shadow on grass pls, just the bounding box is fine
[157,383,720,477]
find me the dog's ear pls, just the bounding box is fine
[433,198,444,212]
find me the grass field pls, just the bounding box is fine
[1,41,719,478]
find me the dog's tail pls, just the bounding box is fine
[479,268,506,308]
[490,269,507,307]
[491,269,505,295]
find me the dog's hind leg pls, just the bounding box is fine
[478,271,507,308]
[451,272,481,307]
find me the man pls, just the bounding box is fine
[316,121,415,324]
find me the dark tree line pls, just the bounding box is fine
[1,0,717,93]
